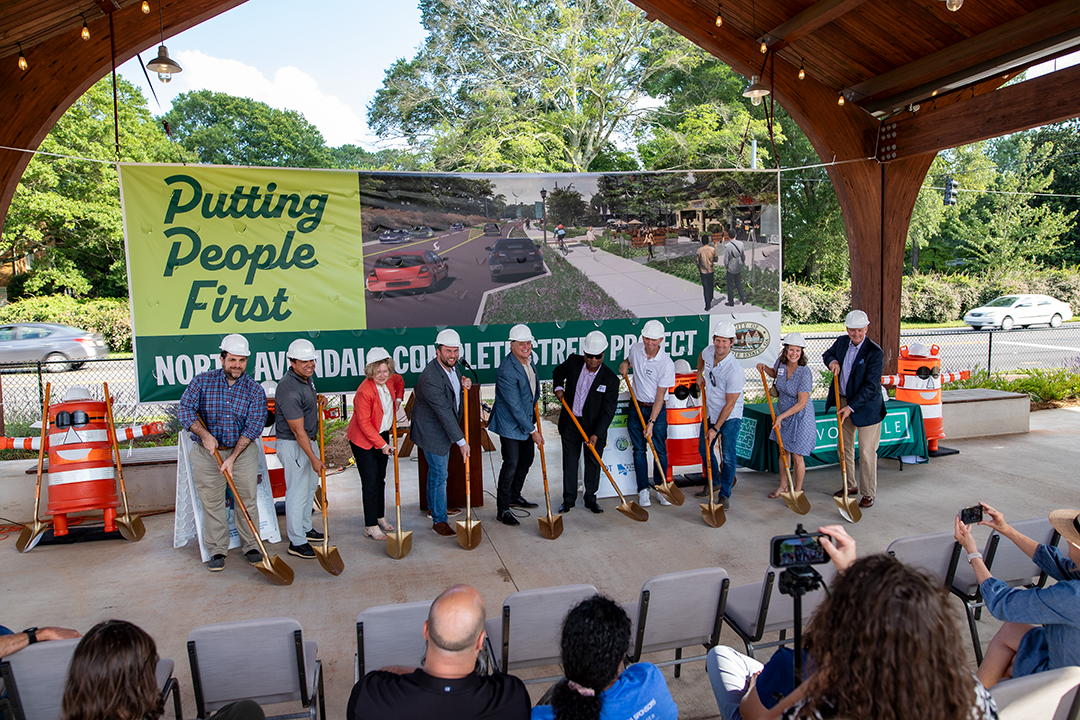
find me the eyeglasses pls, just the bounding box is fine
[54,410,90,428]
[914,366,941,380]
[584,353,603,360]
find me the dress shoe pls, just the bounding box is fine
[860,496,875,508]
[585,501,604,514]
[558,502,574,514]
[510,496,539,509]
[498,511,521,526]
[833,487,858,498]
[432,522,455,537]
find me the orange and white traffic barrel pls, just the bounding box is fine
[882,343,969,453]
[665,370,704,481]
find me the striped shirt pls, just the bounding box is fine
[178,369,267,448]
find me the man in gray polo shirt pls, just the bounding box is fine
[276,338,325,559]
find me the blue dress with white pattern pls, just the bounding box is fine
[770,363,817,457]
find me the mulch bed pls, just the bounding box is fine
[1030,398,1080,411]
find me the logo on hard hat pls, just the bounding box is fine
[733,322,771,360]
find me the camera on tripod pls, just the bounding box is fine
[768,524,831,687]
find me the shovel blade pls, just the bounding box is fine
[538,514,563,540]
[700,503,727,528]
[116,514,146,542]
[387,529,413,559]
[835,496,862,524]
[456,518,482,550]
[314,545,345,576]
[781,489,812,516]
[656,481,685,506]
[255,555,295,585]
[616,502,649,522]
[16,521,48,553]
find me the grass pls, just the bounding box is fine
[782,320,971,334]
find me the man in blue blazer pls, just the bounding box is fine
[488,324,542,526]
[822,309,887,508]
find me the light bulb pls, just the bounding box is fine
[157,71,172,83]
[715,13,722,27]
[142,1,151,13]
[837,94,845,106]
[82,22,90,41]
[760,41,768,54]
[946,0,962,10]
[798,66,805,80]
[18,52,27,71]
[751,94,762,106]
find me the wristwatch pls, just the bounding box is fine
[22,627,38,644]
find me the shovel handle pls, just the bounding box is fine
[391,412,401,505]
[559,395,627,503]
[833,373,849,486]
[102,383,134,519]
[758,368,792,473]
[31,384,51,521]
[463,387,471,515]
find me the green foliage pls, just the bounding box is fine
[781,282,851,324]
[546,185,587,226]
[949,369,1080,403]
[648,255,779,311]
[0,295,131,351]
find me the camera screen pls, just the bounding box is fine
[772,534,828,567]
[960,505,983,525]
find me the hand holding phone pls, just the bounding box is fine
[959,505,983,525]
[771,532,829,568]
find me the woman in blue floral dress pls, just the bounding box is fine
[756,333,816,500]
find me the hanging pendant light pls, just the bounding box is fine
[145,1,181,82]
[743,76,770,106]
[943,0,963,10]
[714,2,722,27]
[81,19,91,41]
[17,42,28,71]
[141,1,151,13]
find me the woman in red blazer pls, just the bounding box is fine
[347,347,405,540]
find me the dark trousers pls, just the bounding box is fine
[350,437,388,526]
[496,436,535,514]
[561,426,604,506]
[726,271,746,304]
[701,272,715,310]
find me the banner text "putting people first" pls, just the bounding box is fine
[160,175,326,329]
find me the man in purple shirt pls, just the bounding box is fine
[178,334,268,572]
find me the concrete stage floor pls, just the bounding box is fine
[3,408,1078,719]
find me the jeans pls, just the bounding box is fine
[424,449,449,524]
[699,417,741,498]
[627,406,667,491]
[278,438,319,546]
[496,437,535,514]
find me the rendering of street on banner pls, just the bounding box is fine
[119,165,781,402]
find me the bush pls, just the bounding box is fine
[0,295,131,351]
[781,282,850,323]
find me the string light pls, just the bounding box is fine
[714,3,722,27]
[760,41,768,54]
[837,93,845,106]
[81,20,90,41]
[141,1,151,13]
[798,64,805,81]
[17,43,27,71]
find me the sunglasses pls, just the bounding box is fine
[54,410,90,428]
[584,352,604,360]
[914,366,941,380]
[673,384,701,400]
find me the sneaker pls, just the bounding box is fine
[657,492,672,506]
[694,487,716,499]
[637,489,651,508]
[288,543,316,559]
[720,496,731,509]
[244,549,263,565]
[427,509,463,518]
[305,529,324,541]
[432,522,455,537]
[207,554,225,572]
[510,496,539,509]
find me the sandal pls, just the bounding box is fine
[377,517,395,532]
[768,487,787,499]
[365,526,387,541]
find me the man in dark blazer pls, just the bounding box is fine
[822,309,887,508]
[410,328,472,537]
[552,331,619,514]
[488,324,542,526]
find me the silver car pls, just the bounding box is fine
[0,322,110,371]
[963,294,1073,330]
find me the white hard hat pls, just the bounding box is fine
[673,359,692,374]
[783,332,807,348]
[509,324,535,342]
[64,386,92,402]
[582,331,608,355]
[641,319,665,339]
[260,380,277,398]
[845,309,870,328]
[435,328,461,348]
[366,347,391,364]
[287,338,317,361]
[907,342,931,357]
[712,320,737,339]
[219,334,250,357]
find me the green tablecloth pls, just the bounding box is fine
[736,399,928,474]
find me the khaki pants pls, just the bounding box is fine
[190,443,260,556]
[840,398,881,498]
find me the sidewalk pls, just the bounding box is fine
[523,227,769,318]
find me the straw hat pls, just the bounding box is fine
[1049,509,1080,548]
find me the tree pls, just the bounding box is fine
[2,76,190,298]
[327,144,423,171]
[1025,120,1080,264]
[546,185,587,226]
[368,0,699,172]
[163,90,332,168]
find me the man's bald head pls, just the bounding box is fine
[427,584,486,652]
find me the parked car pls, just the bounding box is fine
[487,238,544,280]
[449,222,464,231]
[378,228,410,244]
[409,225,434,239]
[963,294,1073,330]
[366,251,449,295]
[483,222,501,237]
[0,323,109,371]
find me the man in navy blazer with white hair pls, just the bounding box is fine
[488,324,542,526]
[823,309,887,508]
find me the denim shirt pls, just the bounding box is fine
[981,543,1080,674]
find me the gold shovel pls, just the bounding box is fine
[758,369,811,515]
[103,382,146,541]
[832,374,862,524]
[699,383,726,528]
[622,373,684,506]
[534,401,563,540]
[560,396,647,522]
[456,390,482,550]
[16,384,51,553]
[313,396,344,575]
[386,419,412,559]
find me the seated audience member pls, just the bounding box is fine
[707,525,998,720]
[347,584,529,720]
[533,595,677,720]
[0,625,80,658]
[61,620,263,720]
[954,503,1080,688]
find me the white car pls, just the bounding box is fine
[963,294,1073,330]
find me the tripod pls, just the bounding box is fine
[777,530,825,688]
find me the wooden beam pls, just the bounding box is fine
[761,0,870,54]
[886,62,1080,161]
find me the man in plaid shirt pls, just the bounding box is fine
[179,334,268,572]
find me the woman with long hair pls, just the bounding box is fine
[708,526,997,720]
[346,347,405,540]
[533,595,677,720]
[756,333,815,500]
[61,620,262,720]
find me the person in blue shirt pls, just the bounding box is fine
[532,595,677,720]
[955,503,1080,688]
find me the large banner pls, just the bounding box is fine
[120,165,781,401]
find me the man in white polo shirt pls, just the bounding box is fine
[618,320,676,508]
[697,320,745,509]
